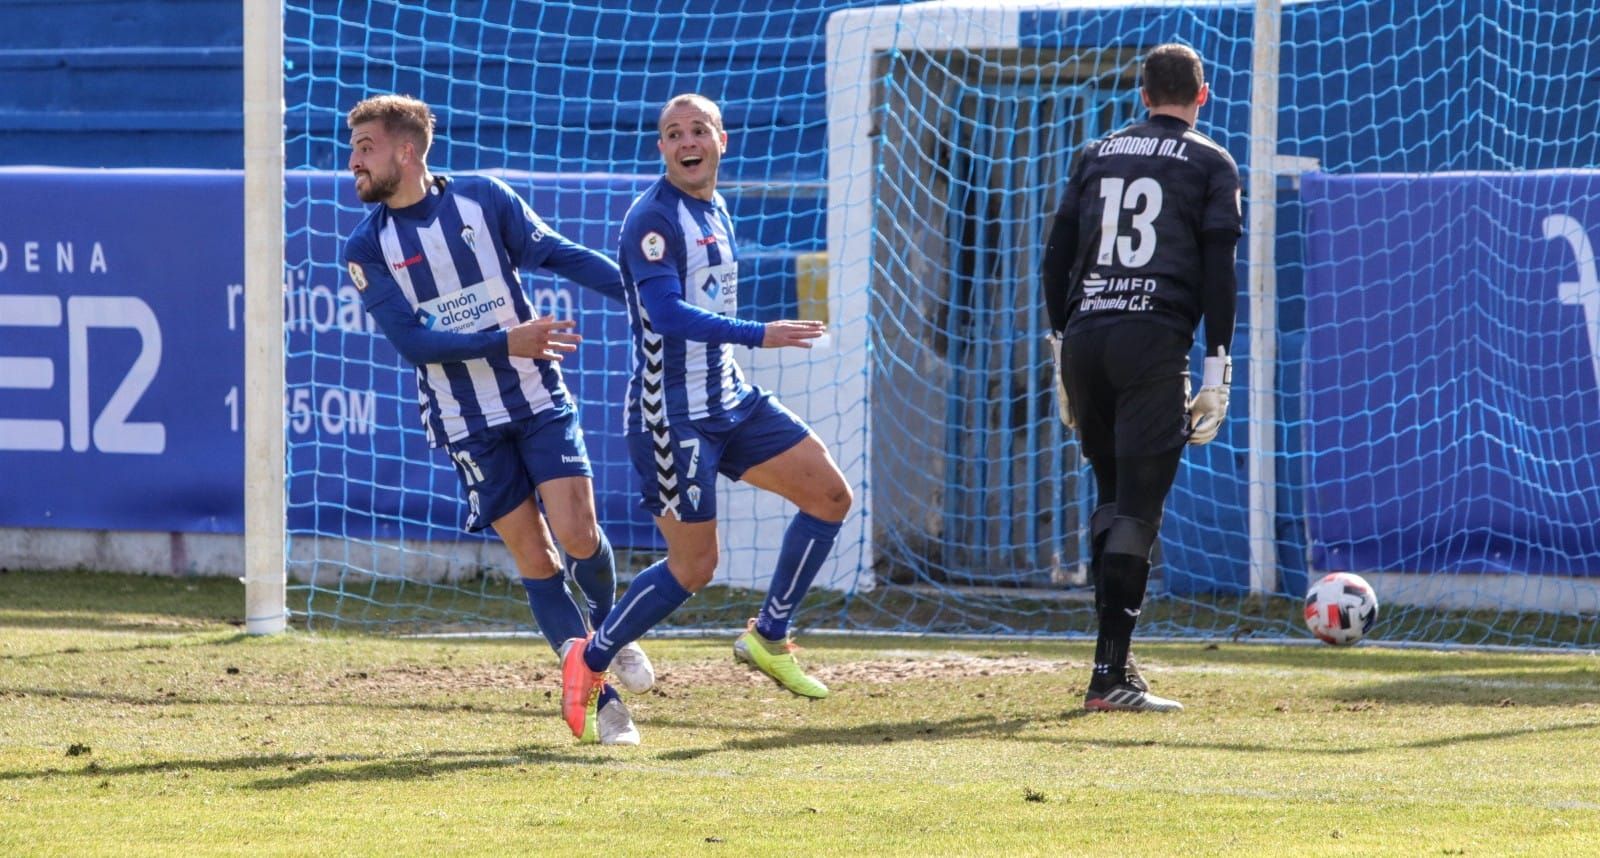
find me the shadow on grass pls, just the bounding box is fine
[642,704,1600,761]
[1059,717,1600,756]
[0,745,614,790]
[1145,641,1600,676]
[651,710,1093,763]
[243,746,617,790]
[0,683,556,720]
[0,632,261,663]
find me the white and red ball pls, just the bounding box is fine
[1304,572,1379,646]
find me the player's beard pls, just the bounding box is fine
[355,164,401,203]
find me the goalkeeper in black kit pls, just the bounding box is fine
[1040,43,1243,712]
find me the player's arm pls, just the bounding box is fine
[620,206,813,348]
[539,240,626,305]
[1187,160,1245,445]
[1039,152,1086,428]
[487,176,625,305]
[1200,156,1244,357]
[345,244,576,365]
[635,273,768,347]
[1040,150,1088,335]
[1200,230,1239,359]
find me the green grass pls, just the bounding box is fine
[4,570,1600,856]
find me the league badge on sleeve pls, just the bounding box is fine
[642,231,666,261]
[347,261,369,292]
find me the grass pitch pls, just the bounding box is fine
[3,570,1600,856]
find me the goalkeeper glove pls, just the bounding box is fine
[1045,332,1076,430]
[1187,348,1231,445]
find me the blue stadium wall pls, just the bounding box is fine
[5,0,1597,594]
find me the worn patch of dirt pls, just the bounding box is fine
[239,653,1087,697]
[307,663,554,694]
[653,653,1083,690]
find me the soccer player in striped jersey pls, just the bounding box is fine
[341,94,653,744]
[1041,45,1243,712]
[557,94,853,738]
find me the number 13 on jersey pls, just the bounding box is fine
[1096,177,1164,268]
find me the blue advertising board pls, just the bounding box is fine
[1302,171,1600,575]
[0,168,245,533]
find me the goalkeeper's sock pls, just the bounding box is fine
[584,559,691,673]
[567,531,617,629]
[520,574,588,654]
[755,511,841,642]
[1090,552,1152,690]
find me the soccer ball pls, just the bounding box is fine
[1303,572,1378,646]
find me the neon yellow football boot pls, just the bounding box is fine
[733,619,829,699]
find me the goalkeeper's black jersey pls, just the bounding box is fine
[1053,114,1241,338]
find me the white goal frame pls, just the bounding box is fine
[825,0,1288,595]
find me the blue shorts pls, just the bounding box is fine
[627,388,812,523]
[443,405,593,532]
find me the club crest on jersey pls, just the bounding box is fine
[642,231,666,261]
[460,225,476,250]
[686,484,702,509]
[347,261,369,292]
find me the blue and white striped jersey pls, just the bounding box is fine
[343,174,620,447]
[617,178,755,433]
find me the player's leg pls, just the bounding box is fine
[1083,448,1182,712]
[567,518,713,703]
[581,513,718,672]
[490,497,585,651]
[521,407,656,695]
[485,415,636,744]
[724,394,851,698]
[739,434,851,640]
[446,428,587,654]
[1081,324,1191,712]
[538,475,655,695]
[493,496,633,742]
[1062,329,1148,697]
[518,410,619,630]
[587,424,725,669]
[559,424,718,732]
[1086,457,1118,621]
[539,476,615,627]
[1063,328,1117,619]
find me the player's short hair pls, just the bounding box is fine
[657,94,724,136]
[347,94,435,157]
[1141,44,1205,108]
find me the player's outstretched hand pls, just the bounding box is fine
[761,319,827,349]
[506,316,581,361]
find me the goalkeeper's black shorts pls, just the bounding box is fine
[1061,321,1192,461]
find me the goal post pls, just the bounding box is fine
[1245,0,1281,596]
[242,0,286,635]
[826,1,1294,597]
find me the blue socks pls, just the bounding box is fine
[584,558,692,672]
[566,532,617,629]
[755,511,841,642]
[520,574,588,654]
